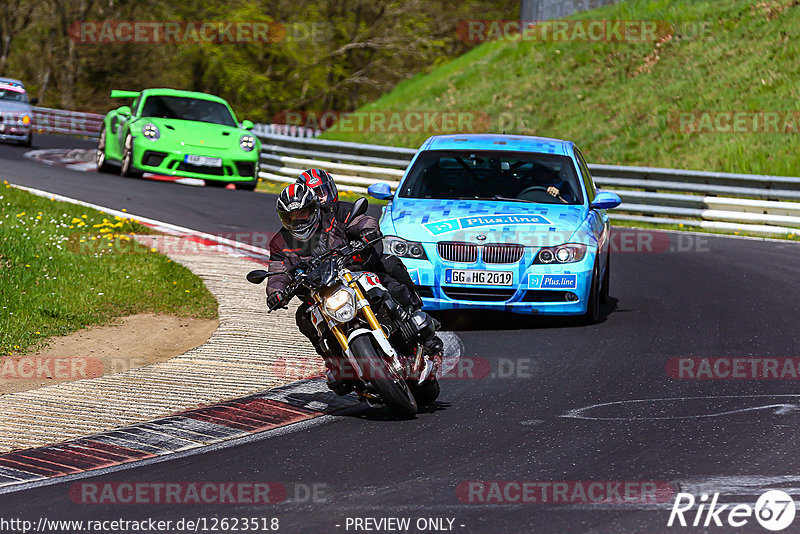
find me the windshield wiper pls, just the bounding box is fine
[453,195,534,203]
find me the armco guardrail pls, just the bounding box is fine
[256,133,800,236]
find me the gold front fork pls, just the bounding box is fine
[319,273,382,354]
[343,272,381,331]
[313,293,349,352]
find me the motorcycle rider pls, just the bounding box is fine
[267,183,439,394]
[295,168,423,310]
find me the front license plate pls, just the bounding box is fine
[185,154,222,167]
[446,269,513,286]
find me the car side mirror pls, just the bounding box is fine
[241,120,254,130]
[29,97,39,106]
[367,182,393,200]
[590,191,621,210]
[246,270,269,284]
[118,106,132,118]
[351,197,369,218]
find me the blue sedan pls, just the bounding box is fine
[368,134,621,322]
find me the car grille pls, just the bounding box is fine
[482,244,524,264]
[177,162,226,176]
[441,287,516,302]
[437,242,478,263]
[416,286,434,299]
[235,161,256,177]
[142,151,167,167]
[437,242,524,264]
[0,113,24,125]
[521,291,577,302]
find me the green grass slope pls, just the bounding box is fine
[322,0,800,176]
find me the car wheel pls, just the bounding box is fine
[583,260,602,325]
[600,251,610,304]
[120,134,142,178]
[95,129,114,173]
[19,133,32,148]
[237,180,257,191]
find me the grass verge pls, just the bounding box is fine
[0,182,218,355]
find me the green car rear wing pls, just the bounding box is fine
[110,90,141,98]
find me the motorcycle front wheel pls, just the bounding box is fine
[350,335,417,419]
[412,378,441,406]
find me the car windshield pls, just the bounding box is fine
[140,95,236,127]
[0,83,29,103]
[399,149,584,205]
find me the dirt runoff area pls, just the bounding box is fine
[0,314,218,395]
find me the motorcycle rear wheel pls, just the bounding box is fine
[350,335,417,419]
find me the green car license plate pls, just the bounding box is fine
[185,154,222,167]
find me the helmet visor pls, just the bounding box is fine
[279,204,319,234]
[313,181,338,204]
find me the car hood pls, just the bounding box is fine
[140,118,245,150]
[386,198,589,248]
[0,100,33,114]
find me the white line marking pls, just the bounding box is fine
[561,394,800,421]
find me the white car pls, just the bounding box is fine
[0,77,36,147]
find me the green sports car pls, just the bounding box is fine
[96,88,261,190]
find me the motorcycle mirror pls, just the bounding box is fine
[351,197,369,218]
[246,270,269,284]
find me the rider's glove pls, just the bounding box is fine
[361,228,383,245]
[267,290,288,310]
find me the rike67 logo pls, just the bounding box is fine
[668,490,795,531]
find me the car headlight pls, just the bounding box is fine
[142,123,160,140]
[383,236,428,260]
[21,115,30,125]
[324,287,357,323]
[534,244,587,264]
[240,135,256,152]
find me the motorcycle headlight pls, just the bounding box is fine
[324,287,357,323]
[240,135,256,152]
[384,236,428,260]
[534,244,587,264]
[142,123,160,140]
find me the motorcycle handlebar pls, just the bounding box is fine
[266,237,381,312]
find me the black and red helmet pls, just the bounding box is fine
[276,183,321,242]
[297,169,338,206]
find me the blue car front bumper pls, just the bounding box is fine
[401,250,596,316]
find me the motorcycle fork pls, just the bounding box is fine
[343,272,382,331]
[313,293,349,352]
[315,273,381,354]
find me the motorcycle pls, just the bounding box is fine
[246,198,441,419]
